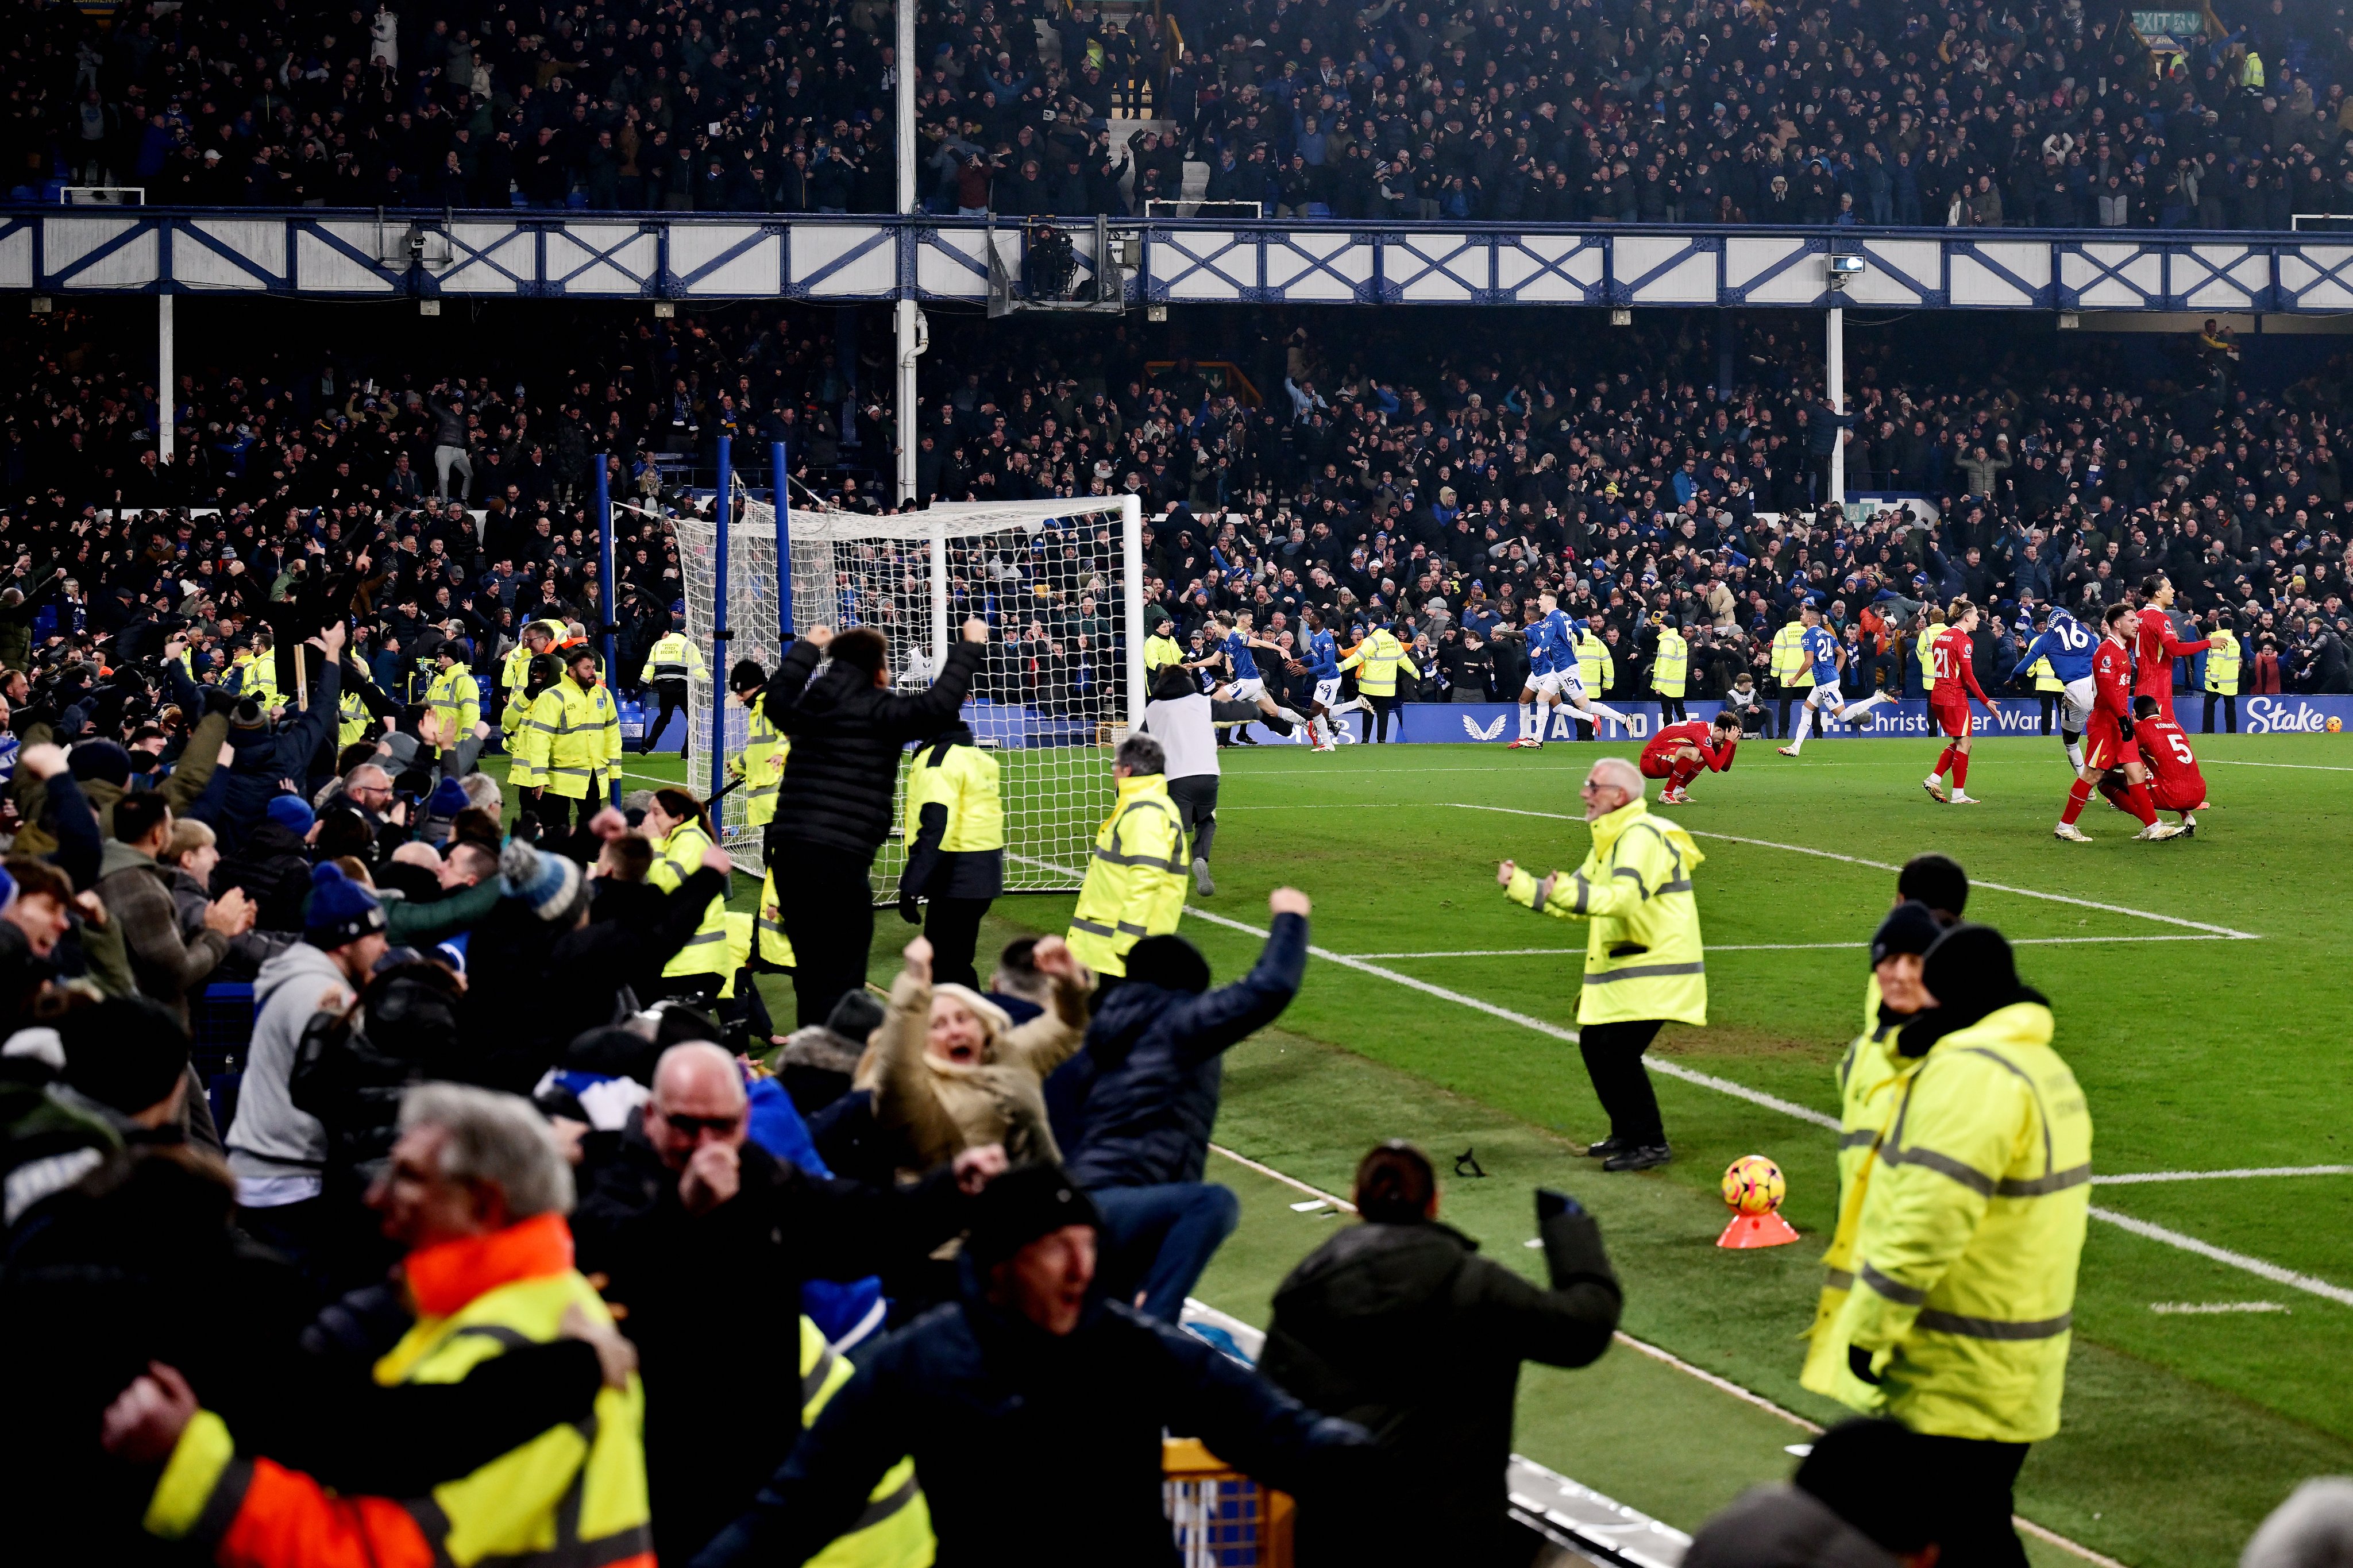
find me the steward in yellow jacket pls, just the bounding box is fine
[502,618,565,700]
[513,648,621,825]
[796,1318,932,1568]
[1575,628,1613,696]
[728,661,786,831]
[1067,737,1187,975]
[1808,927,2090,1562]
[1500,760,1704,1169]
[895,722,1005,990]
[426,639,481,741]
[131,1122,649,1568]
[1803,901,1946,1393]
[644,788,731,996]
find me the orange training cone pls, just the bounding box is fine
[1717,1154,1801,1249]
[1718,1209,1803,1248]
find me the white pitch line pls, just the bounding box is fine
[1207,1141,2126,1568]
[1448,803,2265,940]
[2206,758,2353,773]
[2150,1301,2290,1315]
[2089,1206,2353,1307]
[2094,1165,2353,1185]
[1351,935,2244,959]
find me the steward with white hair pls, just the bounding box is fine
[1493,755,1709,1172]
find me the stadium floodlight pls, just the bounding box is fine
[676,494,1145,895]
[1827,254,1866,274]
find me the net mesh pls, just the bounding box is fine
[678,493,1137,896]
[670,505,781,874]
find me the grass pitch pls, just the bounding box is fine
[548,730,2353,1567]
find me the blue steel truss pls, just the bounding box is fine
[11,208,2353,312]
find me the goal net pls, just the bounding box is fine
[679,492,1144,897]
[670,502,782,872]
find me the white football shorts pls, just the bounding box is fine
[1226,676,1266,702]
[2060,675,2094,730]
[1804,683,1849,713]
[1312,678,1342,707]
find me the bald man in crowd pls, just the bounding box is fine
[572,1042,1007,1565]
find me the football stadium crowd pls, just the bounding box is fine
[21,0,2353,227]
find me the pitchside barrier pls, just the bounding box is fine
[1300,693,2353,746]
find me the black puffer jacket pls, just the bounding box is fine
[1259,1202,1622,1567]
[761,637,984,860]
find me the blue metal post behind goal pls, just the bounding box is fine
[712,434,731,805]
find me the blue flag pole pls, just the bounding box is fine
[712,435,731,806]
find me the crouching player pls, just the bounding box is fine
[2055,605,2185,843]
[1640,711,1742,805]
[2099,696,2208,836]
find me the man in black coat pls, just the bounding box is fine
[1259,1142,1623,1567]
[1046,890,1309,1319]
[691,1161,1374,1568]
[573,1042,1001,1566]
[760,617,990,1028]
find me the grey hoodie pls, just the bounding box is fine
[224,941,357,1192]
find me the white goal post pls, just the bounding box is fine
[677,490,1145,898]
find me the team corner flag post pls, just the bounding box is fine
[594,451,619,806]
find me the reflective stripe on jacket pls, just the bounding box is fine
[1801,1003,1922,1392]
[2204,629,2240,694]
[1770,623,1812,688]
[1503,798,1706,1027]
[427,666,481,739]
[797,1318,933,1567]
[2025,655,2061,694]
[647,631,707,685]
[141,1214,652,1568]
[736,709,788,829]
[513,675,622,799]
[1576,632,1613,695]
[651,820,731,978]
[1066,773,1186,975]
[904,740,1004,853]
[1650,628,1688,697]
[1810,1001,2091,1443]
[1338,630,1418,697]
[756,868,797,967]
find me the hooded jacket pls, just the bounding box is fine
[1050,912,1307,1191]
[760,636,985,860]
[1259,1204,1621,1566]
[224,941,357,1188]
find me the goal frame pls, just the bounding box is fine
[694,453,1145,898]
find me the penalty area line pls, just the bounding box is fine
[1446,803,2263,940]
[1205,1142,2128,1568]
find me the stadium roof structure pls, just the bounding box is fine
[10,209,2346,315]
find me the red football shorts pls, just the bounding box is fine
[1638,745,1678,780]
[2085,713,2139,771]
[1931,698,1971,739]
[2150,777,2202,812]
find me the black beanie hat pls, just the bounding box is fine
[68,740,133,790]
[1794,1418,1935,1555]
[825,987,886,1043]
[1870,901,1943,968]
[1898,924,2045,1057]
[60,997,192,1117]
[968,1162,1102,1268]
[1124,934,1211,995]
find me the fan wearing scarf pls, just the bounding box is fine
[1806,924,2092,1568]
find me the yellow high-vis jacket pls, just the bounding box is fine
[732,709,787,829]
[649,818,730,979]
[646,631,707,685]
[2204,628,2240,694]
[1807,999,2091,1443]
[1504,797,1706,1028]
[512,673,621,800]
[426,664,480,740]
[1770,621,1813,689]
[1338,629,1418,697]
[1650,626,1688,697]
[1800,1007,1921,1393]
[799,1317,932,1568]
[1066,771,1186,975]
[1576,630,1613,695]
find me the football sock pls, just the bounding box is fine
[1786,708,1815,752]
[2062,731,2084,771]
[1673,760,1703,791]
[1841,692,1886,721]
[1584,700,1632,732]
[2126,781,2159,827]
[1519,702,1538,740]
[2097,778,2132,814]
[1933,744,1955,779]
[2060,777,2094,825]
[1951,752,1969,790]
